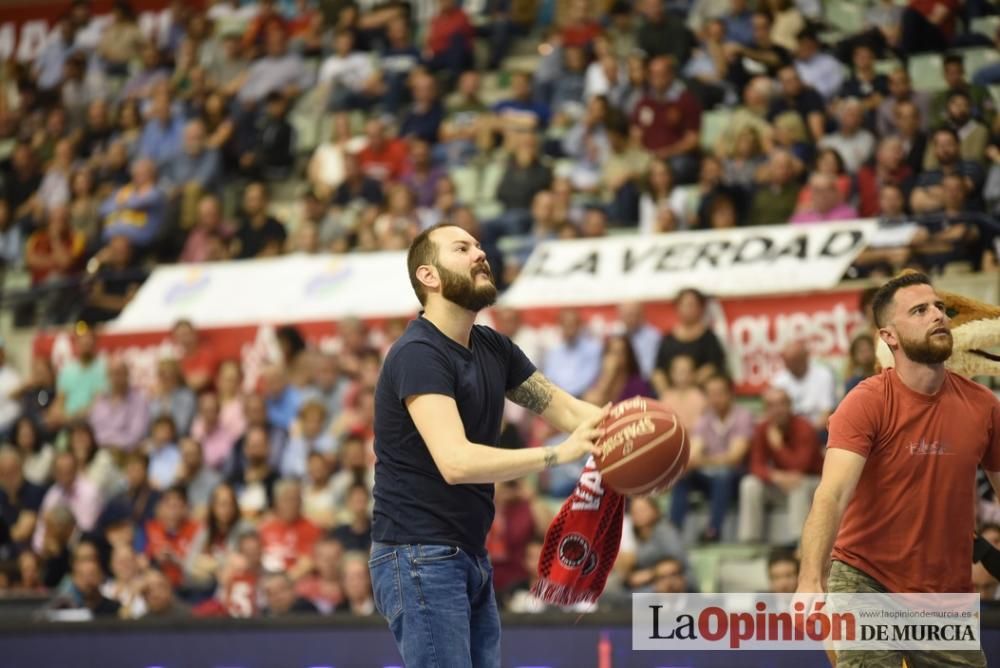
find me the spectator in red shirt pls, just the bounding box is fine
[259,479,321,579]
[171,319,217,393]
[561,0,603,48]
[145,486,201,587]
[242,0,288,59]
[24,204,85,287]
[737,386,823,544]
[424,0,475,84]
[856,136,914,217]
[631,56,702,184]
[486,479,545,600]
[901,0,958,55]
[357,118,408,183]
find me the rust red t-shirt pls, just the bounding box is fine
[259,516,322,572]
[631,89,702,154]
[829,369,1000,593]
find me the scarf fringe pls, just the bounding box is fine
[531,577,599,607]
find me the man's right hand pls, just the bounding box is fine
[558,405,610,465]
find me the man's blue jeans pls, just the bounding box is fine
[369,542,501,668]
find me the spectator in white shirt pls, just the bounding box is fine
[0,338,22,439]
[819,98,876,174]
[770,340,837,437]
[318,29,382,113]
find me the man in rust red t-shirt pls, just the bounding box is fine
[630,56,701,185]
[798,272,1000,667]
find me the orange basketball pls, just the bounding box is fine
[595,396,689,496]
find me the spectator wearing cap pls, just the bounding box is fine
[89,357,150,452]
[34,451,102,553]
[632,56,702,185]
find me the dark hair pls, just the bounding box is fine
[152,414,177,440]
[605,334,641,378]
[675,287,707,308]
[161,485,188,504]
[943,53,963,68]
[767,549,799,571]
[207,483,239,544]
[406,223,459,306]
[946,88,970,104]
[69,421,98,465]
[816,147,846,175]
[13,416,42,454]
[702,373,734,391]
[932,125,960,144]
[871,272,932,328]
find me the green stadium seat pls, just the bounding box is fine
[963,47,1000,78]
[971,16,1000,38]
[826,2,864,33]
[908,53,946,92]
[450,165,480,203]
[699,109,733,152]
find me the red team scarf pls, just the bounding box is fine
[533,457,625,606]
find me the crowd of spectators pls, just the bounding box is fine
[0,0,999,621]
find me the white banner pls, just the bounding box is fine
[500,220,879,308]
[109,252,418,333]
[632,593,981,651]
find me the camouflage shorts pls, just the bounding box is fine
[827,560,987,668]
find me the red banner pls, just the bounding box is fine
[0,1,181,62]
[33,289,866,396]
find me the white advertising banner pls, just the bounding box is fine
[500,220,879,308]
[109,251,418,333]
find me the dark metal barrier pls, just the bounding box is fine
[0,609,998,668]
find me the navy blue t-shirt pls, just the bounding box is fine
[372,317,535,555]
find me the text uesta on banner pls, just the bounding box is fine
[632,593,981,651]
[500,220,878,308]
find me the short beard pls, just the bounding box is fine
[437,262,497,312]
[898,330,953,365]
